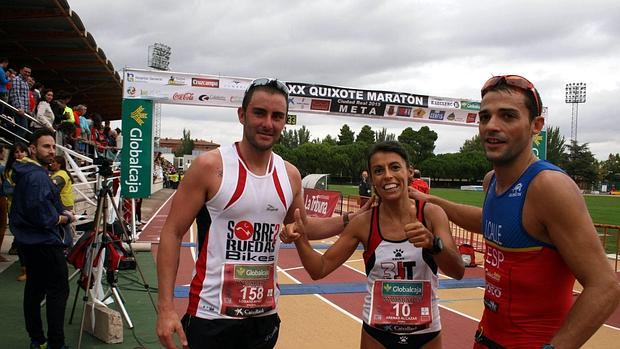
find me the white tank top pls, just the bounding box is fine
[187,143,293,319]
[362,205,441,333]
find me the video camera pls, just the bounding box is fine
[93,157,113,177]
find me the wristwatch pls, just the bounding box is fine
[429,236,443,254]
[542,344,555,349]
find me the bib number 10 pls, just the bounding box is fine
[392,303,411,317]
[240,286,264,301]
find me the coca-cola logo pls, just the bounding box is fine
[173,92,194,101]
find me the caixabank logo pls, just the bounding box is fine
[225,220,279,261]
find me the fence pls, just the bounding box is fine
[338,194,620,272]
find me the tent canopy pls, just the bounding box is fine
[302,174,329,190]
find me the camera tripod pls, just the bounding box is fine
[69,176,157,349]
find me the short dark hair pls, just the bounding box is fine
[481,80,542,121]
[367,141,410,174]
[241,79,289,113]
[0,57,8,64]
[29,128,55,146]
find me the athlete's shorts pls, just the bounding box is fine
[363,323,440,348]
[182,313,280,349]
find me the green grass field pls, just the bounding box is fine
[328,184,620,253]
[328,185,619,226]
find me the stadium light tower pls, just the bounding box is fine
[148,43,172,71]
[565,82,586,144]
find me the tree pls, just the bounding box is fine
[174,129,194,156]
[337,124,355,145]
[546,126,568,167]
[356,125,375,144]
[564,141,598,187]
[375,127,396,142]
[322,134,337,146]
[279,128,298,148]
[296,125,311,146]
[397,126,438,164]
[460,135,484,153]
[600,153,620,182]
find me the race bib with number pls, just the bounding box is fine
[369,279,432,334]
[220,263,276,317]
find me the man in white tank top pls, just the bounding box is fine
[156,79,368,349]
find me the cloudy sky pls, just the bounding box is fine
[71,0,620,160]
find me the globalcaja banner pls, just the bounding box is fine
[303,188,341,218]
[121,99,153,198]
[122,68,481,127]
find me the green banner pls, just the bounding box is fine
[532,130,547,160]
[121,99,153,198]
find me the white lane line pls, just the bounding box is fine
[277,266,362,324]
[438,304,480,322]
[136,191,176,240]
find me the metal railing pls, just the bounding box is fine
[337,193,620,271]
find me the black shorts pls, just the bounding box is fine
[363,323,440,349]
[181,313,280,349]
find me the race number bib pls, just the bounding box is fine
[220,263,276,317]
[369,279,432,334]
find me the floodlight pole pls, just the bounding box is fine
[565,82,586,144]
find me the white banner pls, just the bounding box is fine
[123,68,482,126]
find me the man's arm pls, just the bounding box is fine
[156,152,218,349]
[530,172,620,348]
[283,161,373,240]
[408,189,483,234]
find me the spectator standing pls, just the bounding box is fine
[8,65,32,138]
[50,155,74,211]
[72,105,86,151]
[0,144,7,262]
[4,142,29,280]
[80,113,91,149]
[410,168,430,194]
[10,129,74,349]
[358,170,372,206]
[114,128,123,151]
[0,57,9,116]
[33,88,54,130]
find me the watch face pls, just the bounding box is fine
[433,236,443,254]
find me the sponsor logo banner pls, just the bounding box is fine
[303,188,341,218]
[429,97,460,110]
[121,99,153,198]
[122,68,480,127]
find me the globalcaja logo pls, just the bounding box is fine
[461,101,481,110]
[234,265,270,280]
[382,281,423,296]
[126,73,135,82]
[234,220,254,240]
[429,110,445,120]
[130,106,148,126]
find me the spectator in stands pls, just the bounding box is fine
[410,168,430,194]
[0,57,9,116]
[50,155,74,212]
[90,113,108,156]
[27,77,39,114]
[8,64,32,138]
[114,127,123,150]
[10,128,74,349]
[4,142,29,281]
[72,105,86,152]
[50,90,71,128]
[0,144,7,262]
[33,88,55,131]
[358,170,372,206]
[79,112,91,150]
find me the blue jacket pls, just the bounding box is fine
[9,157,71,246]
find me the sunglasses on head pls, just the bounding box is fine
[481,75,542,116]
[245,78,289,96]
